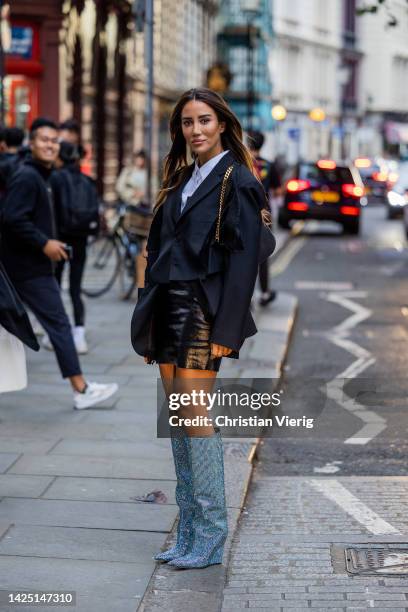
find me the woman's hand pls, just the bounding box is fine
[211,343,233,358]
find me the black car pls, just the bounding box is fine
[353,157,388,202]
[278,160,365,235]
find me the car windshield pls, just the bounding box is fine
[298,164,354,186]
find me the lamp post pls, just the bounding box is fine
[133,0,154,207]
[309,107,326,158]
[337,63,352,160]
[242,0,260,132]
[271,103,287,158]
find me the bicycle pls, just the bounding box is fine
[82,201,152,300]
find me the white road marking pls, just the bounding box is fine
[295,281,353,290]
[270,237,307,277]
[308,479,400,535]
[313,461,343,474]
[321,291,387,445]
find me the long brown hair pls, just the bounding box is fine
[155,88,255,211]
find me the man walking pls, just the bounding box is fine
[247,130,282,307]
[0,118,118,409]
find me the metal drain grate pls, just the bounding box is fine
[345,545,408,576]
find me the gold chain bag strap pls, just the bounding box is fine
[215,165,234,243]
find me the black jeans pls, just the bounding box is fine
[55,235,87,327]
[13,275,82,378]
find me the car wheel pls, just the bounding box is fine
[343,219,360,235]
[278,210,291,229]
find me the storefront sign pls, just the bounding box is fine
[9,25,33,59]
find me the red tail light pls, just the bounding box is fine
[286,179,311,193]
[288,202,309,212]
[340,206,360,216]
[372,171,387,182]
[342,184,364,198]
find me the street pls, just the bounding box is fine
[265,204,408,474]
[221,204,408,611]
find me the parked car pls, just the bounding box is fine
[353,157,388,202]
[278,160,365,235]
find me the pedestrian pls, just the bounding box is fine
[247,130,281,307]
[59,119,81,148]
[0,127,24,200]
[0,261,39,393]
[116,149,148,206]
[131,88,275,569]
[0,117,118,409]
[47,141,99,354]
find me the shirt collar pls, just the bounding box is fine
[193,150,229,182]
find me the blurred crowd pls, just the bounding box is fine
[0,118,118,408]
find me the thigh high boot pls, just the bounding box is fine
[168,431,228,569]
[154,427,194,561]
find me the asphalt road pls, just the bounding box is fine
[259,203,408,476]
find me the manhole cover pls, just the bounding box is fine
[345,545,408,576]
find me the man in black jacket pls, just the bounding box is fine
[0,118,117,409]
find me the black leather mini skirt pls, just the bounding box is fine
[152,280,222,372]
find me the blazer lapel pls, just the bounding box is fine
[164,166,194,225]
[177,151,235,222]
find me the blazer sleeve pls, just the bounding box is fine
[144,204,163,286]
[2,172,49,251]
[210,175,263,351]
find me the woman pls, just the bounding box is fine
[131,88,275,569]
[116,149,147,207]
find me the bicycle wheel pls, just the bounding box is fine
[119,241,138,300]
[82,234,121,298]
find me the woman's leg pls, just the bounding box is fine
[159,363,176,399]
[172,367,217,436]
[168,367,228,569]
[155,362,195,562]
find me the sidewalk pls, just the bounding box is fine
[222,474,408,611]
[0,269,297,611]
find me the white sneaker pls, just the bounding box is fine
[73,381,118,410]
[42,334,54,351]
[73,326,88,354]
[31,317,45,337]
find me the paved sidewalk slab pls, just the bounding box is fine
[0,498,176,531]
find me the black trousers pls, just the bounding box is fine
[55,235,87,327]
[13,275,82,378]
[258,259,270,294]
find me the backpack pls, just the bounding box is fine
[52,166,100,237]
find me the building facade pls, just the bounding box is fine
[216,0,274,132]
[4,0,63,128]
[357,0,408,158]
[269,0,352,163]
[5,0,219,198]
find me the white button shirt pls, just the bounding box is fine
[180,150,230,213]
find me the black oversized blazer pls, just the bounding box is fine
[130,151,275,359]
